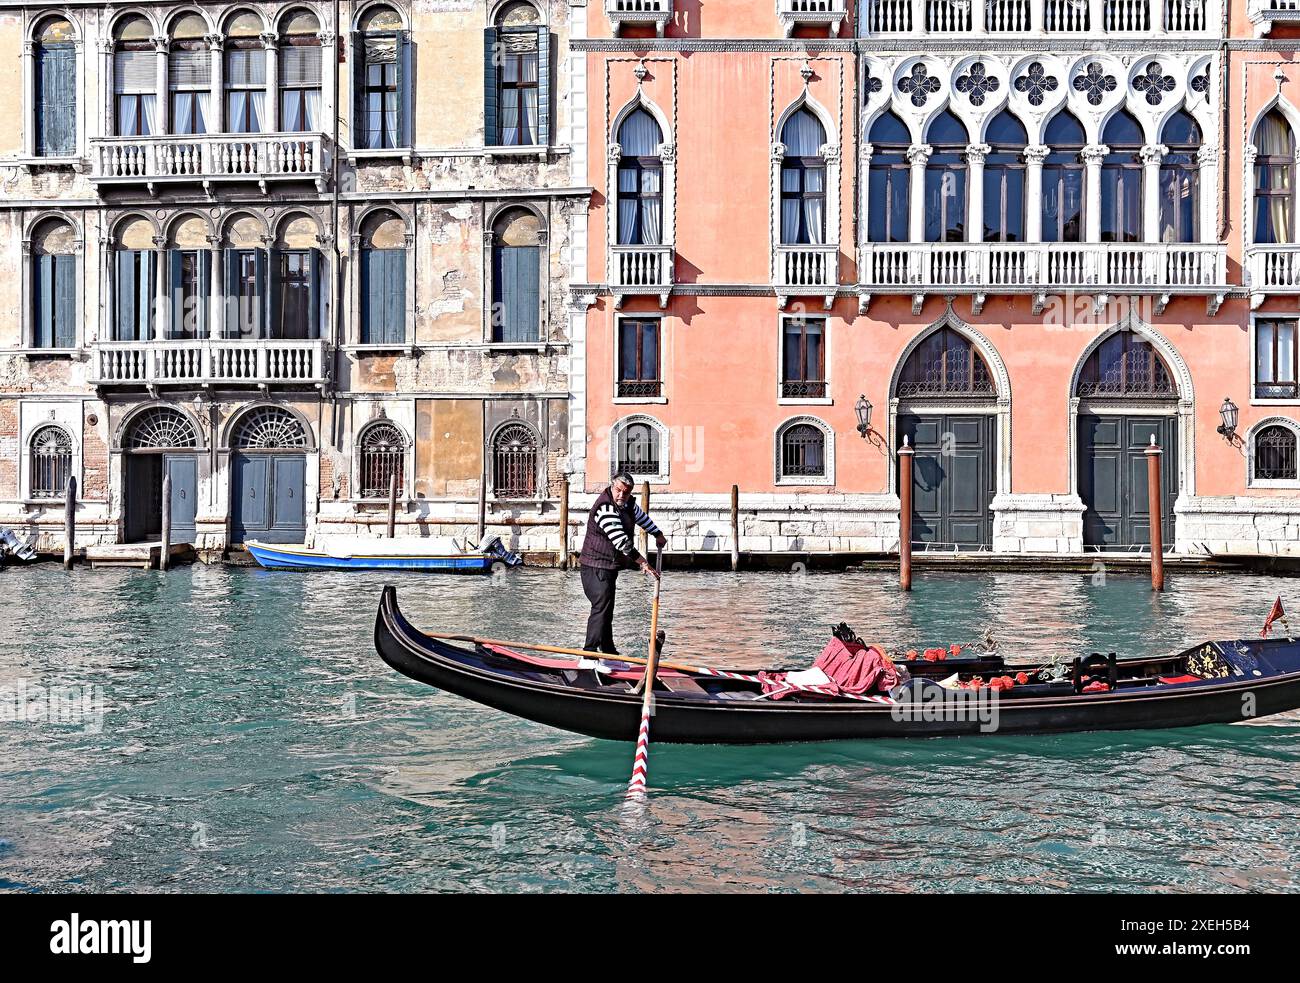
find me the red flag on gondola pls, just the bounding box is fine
[1261,596,1287,638]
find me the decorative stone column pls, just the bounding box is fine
[319,31,337,137]
[152,234,168,340]
[261,32,279,133]
[1140,143,1167,243]
[153,35,170,135]
[1197,142,1219,245]
[1081,143,1109,244]
[1023,144,1050,243]
[965,143,990,244]
[206,34,224,134]
[906,143,931,243]
[205,234,223,340]
[860,141,874,258]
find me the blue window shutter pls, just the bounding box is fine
[309,248,322,339]
[360,248,374,343]
[483,28,498,147]
[498,246,539,343]
[34,254,53,348]
[36,45,76,156]
[351,33,366,150]
[141,251,156,340]
[387,249,406,344]
[168,250,183,339]
[223,249,239,338]
[536,28,550,148]
[398,31,412,147]
[258,248,272,339]
[54,254,76,348]
[198,250,211,337]
[115,250,135,341]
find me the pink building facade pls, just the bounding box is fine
[570,0,1300,556]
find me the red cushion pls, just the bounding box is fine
[1158,674,1201,685]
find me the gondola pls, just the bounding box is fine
[374,586,1300,744]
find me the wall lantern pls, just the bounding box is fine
[855,394,873,439]
[1217,397,1238,441]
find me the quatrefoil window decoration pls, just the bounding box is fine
[955,63,999,108]
[1072,62,1117,107]
[1133,61,1175,106]
[898,63,940,108]
[1190,71,1210,95]
[863,67,883,101]
[1014,61,1059,108]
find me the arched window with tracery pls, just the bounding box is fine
[867,110,910,243]
[1076,332,1176,398]
[1042,111,1085,243]
[613,419,664,480]
[983,111,1026,243]
[125,408,199,449]
[1254,110,1295,245]
[898,327,996,398]
[359,422,406,498]
[280,10,323,132]
[778,422,827,481]
[30,425,73,498]
[113,15,156,136]
[168,13,211,135]
[1253,424,1299,483]
[924,111,969,243]
[780,108,828,245]
[1100,110,1144,244]
[617,109,663,246]
[1159,110,1201,244]
[236,407,307,449]
[492,422,538,499]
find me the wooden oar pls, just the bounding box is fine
[420,626,720,678]
[625,547,664,800]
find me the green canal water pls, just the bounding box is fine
[1,562,1299,893]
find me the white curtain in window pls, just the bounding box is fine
[619,110,661,157]
[173,93,194,134]
[281,93,302,132]
[802,168,825,245]
[1259,114,1295,245]
[1281,323,1297,383]
[304,90,322,131]
[118,97,139,137]
[782,109,825,157]
[140,94,158,136]
[640,169,662,245]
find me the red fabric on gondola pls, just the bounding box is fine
[1158,674,1202,685]
[759,639,898,700]
[484,644,581,669]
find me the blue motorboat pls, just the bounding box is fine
[246,535,523,573]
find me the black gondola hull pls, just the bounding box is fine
[374,587,1300,744]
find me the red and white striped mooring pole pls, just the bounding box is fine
[626,546,664,800]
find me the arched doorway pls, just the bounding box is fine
[123,407,200,543]
[894,326,1000,548]
[1075,330,1180,550]
[230,407,308,544]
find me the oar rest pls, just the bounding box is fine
[1072,653,1118,694]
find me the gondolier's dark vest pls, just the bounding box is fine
[581,487,636,570]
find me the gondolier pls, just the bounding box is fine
[579,472,666,654]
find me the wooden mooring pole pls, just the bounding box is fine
[730,484,740,572]
[899,437,914,592]
[160,474,172,572]
[477,465,487,544]
[1146,436,1164,592]
[638,480,650,555]
[386,472,398,539]
[63,475,76,571]
[558,476,570,569]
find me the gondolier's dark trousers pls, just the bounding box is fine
[581,565,620,654]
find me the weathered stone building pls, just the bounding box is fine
[0,0,587,555]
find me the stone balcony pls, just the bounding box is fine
[777,0,848,36]
[610,244,675,309]
[1248,0,1300,35]
[774,243,841,309]
[91,339,328,389]
[1246,246,1300,308]
[858,241,1228,315]
[605,0,674,35]
[863,0,1216,33]
[89,132,329,194]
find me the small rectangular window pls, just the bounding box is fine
[782,318,826,399]
[617,318,661,398]
[1257,319,1300,400]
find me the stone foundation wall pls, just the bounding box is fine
[1175,496,1300,555]
[992,494,1086,554]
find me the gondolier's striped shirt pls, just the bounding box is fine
[595,501,661,557]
